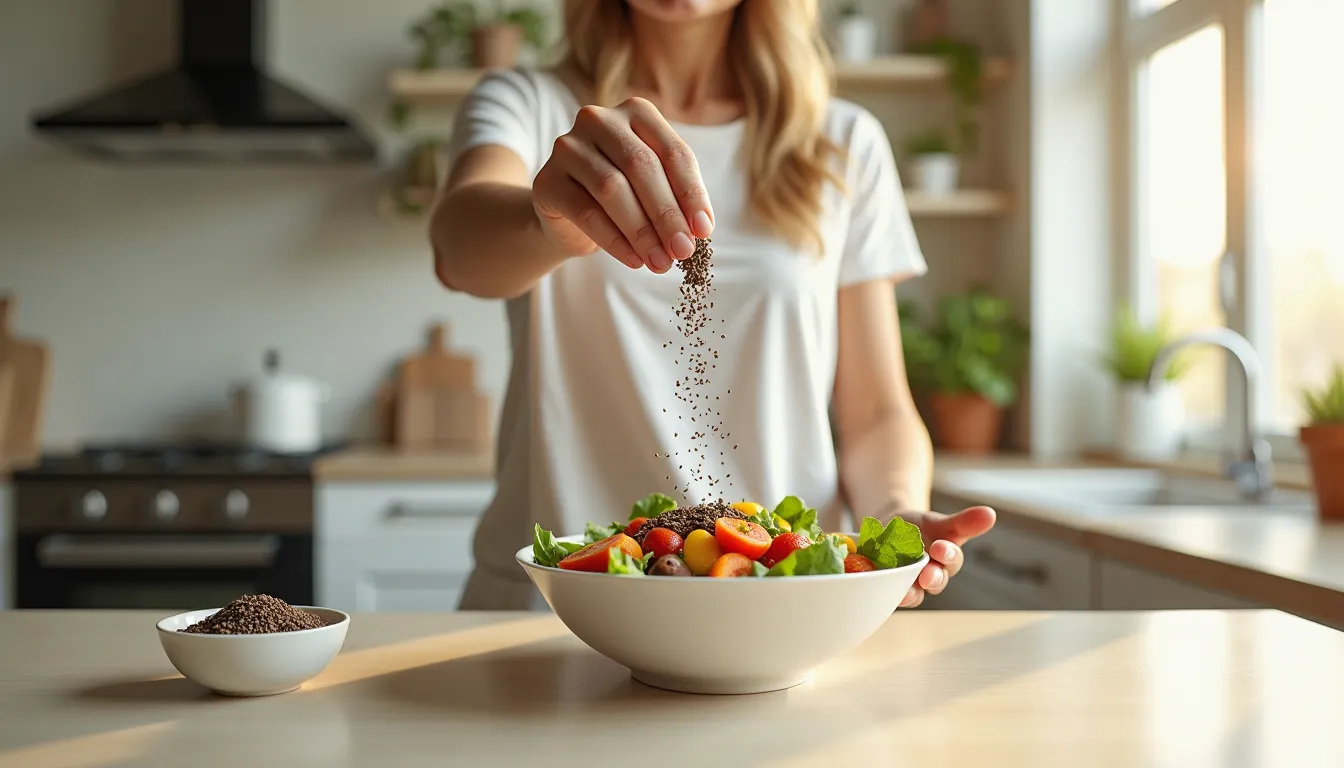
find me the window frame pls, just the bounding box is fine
[1116,0,1302,463]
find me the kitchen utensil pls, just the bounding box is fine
[238,350,330,454]
[0,296,51,463]
[156,607,350,696]
[517,537,928,695]
[394,324,489,452]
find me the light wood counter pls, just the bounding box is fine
[0,610,1341,766]
[313,446,492,482]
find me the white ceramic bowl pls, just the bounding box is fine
[517,535,927,695]
[156,607,350,697]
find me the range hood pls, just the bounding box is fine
[31,0,375,162]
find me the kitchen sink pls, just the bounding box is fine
[937,467,1316,512]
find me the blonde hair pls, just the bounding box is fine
[558,0,843,253]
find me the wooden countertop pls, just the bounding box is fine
[932,454,1344,629]
[1,609,1341,766]
[312,446,493,482]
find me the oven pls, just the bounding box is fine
[13,444,321,611]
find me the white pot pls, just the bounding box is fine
[909,153,960,194]
[1116,381,1185,461]
[236,350,330,454]
[836,15,879,62]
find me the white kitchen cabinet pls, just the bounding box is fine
[1097,559,1260,611]
[316,480,495,613]
[926,523,1094,611]
[0,482,9,610]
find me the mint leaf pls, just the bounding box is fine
[630,492,676,521]
[766,535,846,576]
[856,516,925,569]
[608,547,646,575]
[584,521,626,544]
[750,561,769,577]
[533,524,582,568]
[772,496,822,539]
[746,508,783,537]
[772,496,805,524]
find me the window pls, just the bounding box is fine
[1119,0,1337,460]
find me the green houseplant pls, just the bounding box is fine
[900,289,1029,454]
[1300,365,1344,519]
[903,131,958,194]
[1104,306,1189,461]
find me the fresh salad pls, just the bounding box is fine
[531,493,926,578]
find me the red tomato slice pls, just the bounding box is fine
[558,534,643,572]
[714,518,771,560]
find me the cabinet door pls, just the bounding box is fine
[1097,560,1259,610]
[0,483,9,610]
[942,525,1094,610]
[323,540,470,613]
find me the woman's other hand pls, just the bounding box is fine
[532,97,715,273]
[898,506,997,608]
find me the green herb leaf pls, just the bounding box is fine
[856,516,925,569]
[641,551,654,571]
[584,521,626,544]
[772,496,824,539]
[745,507,783,537]
[532,524,582,568]
[751,561,769,577]
[767,535,846,577]
[608,548,646,576]
[630,492,676,522]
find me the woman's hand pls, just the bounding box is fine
[531,97,715,273]
[898,506,997,608]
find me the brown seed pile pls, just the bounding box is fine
[631,502,746,544]
[658,237,735,503]
[179,594,327,635]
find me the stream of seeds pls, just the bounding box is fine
[656,237,734,503]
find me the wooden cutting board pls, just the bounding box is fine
[0,297,50,462]
[393,323,490,452]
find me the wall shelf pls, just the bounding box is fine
[388,55,1013,103]
[904,190,1011,217]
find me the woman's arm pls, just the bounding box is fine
[833,278,933,519]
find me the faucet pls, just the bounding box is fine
[1146,327,1274,500]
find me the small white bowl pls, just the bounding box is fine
[517,534,927,695]
[156,606,350,697]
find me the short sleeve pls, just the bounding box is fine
[445,68,544,174]
[838,109,928,286]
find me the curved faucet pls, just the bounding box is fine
[1146,327,1274,499]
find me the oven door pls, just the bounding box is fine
[15,533,313,610]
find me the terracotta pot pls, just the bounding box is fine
[472,24,523,68]
[929,392,1004,454]
[1300,425,1344,519]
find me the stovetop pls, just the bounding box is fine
[14,441,347,480]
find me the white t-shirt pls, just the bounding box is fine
[448,69,926,610]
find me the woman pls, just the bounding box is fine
[432,0,996,610]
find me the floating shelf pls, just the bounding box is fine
[904,190,1011,217]
[388,55,1013,103]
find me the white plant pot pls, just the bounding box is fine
[836,16,879,63]
[1116,381,1185,461]
[910,153,960,195]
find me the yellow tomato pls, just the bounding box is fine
[773,515,792,532]
[729,501,765,516]
[835,534,857,554]
[682,529,723,576]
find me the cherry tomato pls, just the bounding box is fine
[714,518,771,560]
[642,527,684,560]
[707,552,755,578]
[844,553,876,573]
[760,532,811,568]
[558,534,643,572]
[625,517,649,537]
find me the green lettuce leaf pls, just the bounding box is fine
[533,524,583,568]
[856,516,925,569]
[630,492,676,521]
[772,496,823,539]
[584,521,626,544]
[766,535,847,576]
[745,506,783,537]
[751,561,769,577]
[608,548,646,576]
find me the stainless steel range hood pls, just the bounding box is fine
[30,0,376,163]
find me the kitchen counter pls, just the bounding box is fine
[313,446,492,481]
[932,454,1344,628]
[1,609,1341,766]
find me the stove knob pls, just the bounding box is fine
[79,490,108,521]
[152,490,180,522]
[223,489,250,522]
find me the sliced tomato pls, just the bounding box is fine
[558,534,643,572]
[707,552,755,578]
[843,553,876,573]
[761,532,811,568]
[714,518,771,560]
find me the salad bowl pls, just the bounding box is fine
[517,535,927,695]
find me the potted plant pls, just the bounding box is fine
[834,2,879,63]
[900,289,1029,454]
[904,132,959,194]
[910,36,984,159]
[1300,365,1344,519]
[1103,306,1189,461]
[408,1,546,70]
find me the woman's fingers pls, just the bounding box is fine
[626,99,714,240]
[931,540,962,579]
[920,563,948,595]
[534,168,642,270]
[900,585,924,608]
